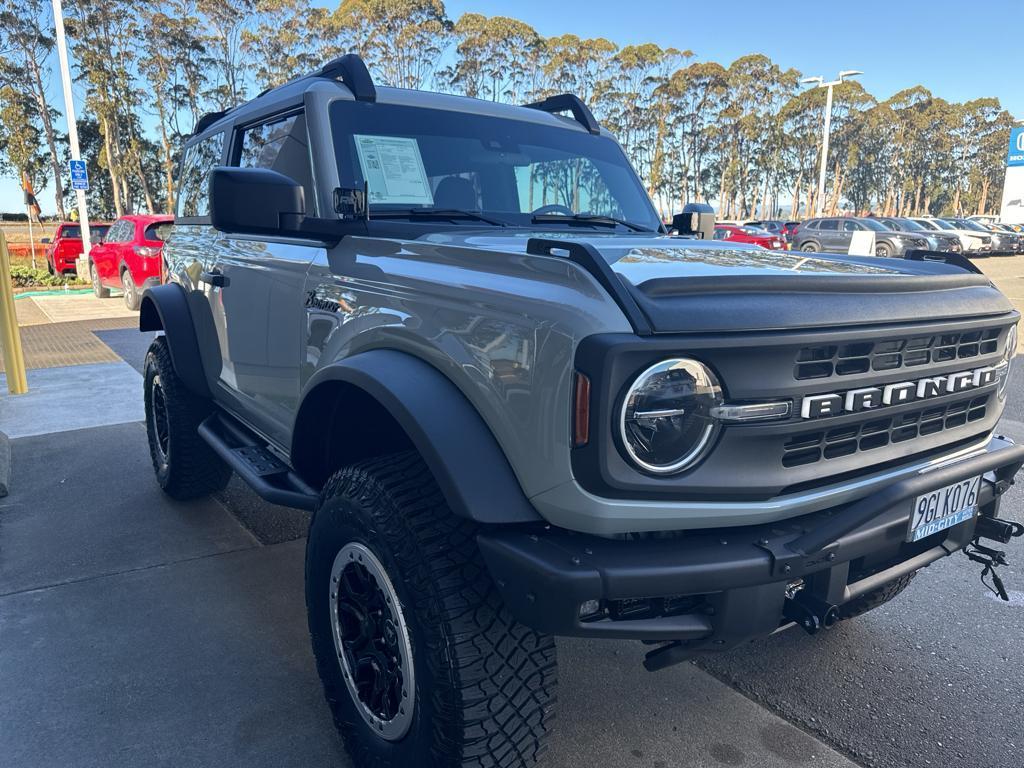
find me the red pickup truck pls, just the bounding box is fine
[89,214,173,310]
[43,222,111,274]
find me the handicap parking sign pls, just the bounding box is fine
[69,159,89,191]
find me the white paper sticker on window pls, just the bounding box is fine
[354,135,434,206]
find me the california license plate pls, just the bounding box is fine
[907,476,981,542]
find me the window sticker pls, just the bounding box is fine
[354,135,434,206]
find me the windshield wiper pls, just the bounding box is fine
[372,208,510,227]
[531,212,653,233]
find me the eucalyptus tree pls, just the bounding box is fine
[444,13,542,102]
[242,0,334,91]
[335,0,452,89]
[0,0,66,218]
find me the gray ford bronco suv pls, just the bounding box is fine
[140,54,1024,767]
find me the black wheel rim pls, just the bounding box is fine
[150,375,170,465]
[330,543,415,741]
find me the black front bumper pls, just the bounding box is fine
[478,440,1024,659]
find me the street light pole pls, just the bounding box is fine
[802,70,863,217]
[50,0,92,274]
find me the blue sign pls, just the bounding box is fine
[68,159,89,191]
[1009,127,1024,167]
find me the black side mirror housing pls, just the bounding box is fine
[672,203,715,239]
[209,166,306,237]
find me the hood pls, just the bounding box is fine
[419,231,1012,332]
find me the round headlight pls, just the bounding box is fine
[619,359,723,475]
[999,324,1018,399]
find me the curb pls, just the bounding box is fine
[0,430,9,497]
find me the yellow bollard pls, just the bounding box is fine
[0,230,29,394]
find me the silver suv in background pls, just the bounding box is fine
[911,217,992,255]
[794,216,929,256]
[945,218,1014,255]
[877,217,962,253]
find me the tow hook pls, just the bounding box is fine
[964,517,1024,601]
[783,590,840,635]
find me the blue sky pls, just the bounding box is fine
[5,0,1020,215]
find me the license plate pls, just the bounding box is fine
[907,476,981,542]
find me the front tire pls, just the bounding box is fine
[875,242,892,258]
[90,261,110,298]
[307,452,557,768]
[144,337,231,499]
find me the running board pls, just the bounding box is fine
[198,413,318,511]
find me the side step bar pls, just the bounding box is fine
[198,413,318,511]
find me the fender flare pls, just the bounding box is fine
[138,283,211,398]
[292,350,543,525]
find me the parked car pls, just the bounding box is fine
[990,222,1024,244]
[877,217,962,253]
[946,218,1013,255]
[910,217,991,255]
[713,223,786,250]
[42,222,111,275]
[793,217,928,256]
[983,223,1024,253]
[744,219,799,246]
[88,214,174,309]
[141,53,1024,768]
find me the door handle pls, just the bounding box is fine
[200,268,227,288]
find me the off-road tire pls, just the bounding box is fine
[144,337,231,500]
[306,451,558,768]
[90,261,110,298]
[122,269,141,311]
[837,572,916,620]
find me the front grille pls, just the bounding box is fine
[795,328,1001,380]
[782,395,990,467]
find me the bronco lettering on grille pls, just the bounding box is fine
[800,365,1001,419]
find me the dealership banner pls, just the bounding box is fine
[1001,128,1024,223]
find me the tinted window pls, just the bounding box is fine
[818,219,838,231]
[859,218,888,232]
[145,222,174,242]
[176,132,224,218]
[842,220,862,231]
[237,113,315,212]
[106,220,134,243]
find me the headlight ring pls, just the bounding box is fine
[618,358,723,475]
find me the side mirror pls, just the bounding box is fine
[672,202,715,239]
[209,166,306,237]
[41,237,50,244]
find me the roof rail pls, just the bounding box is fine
[524,94,600,135]
[316,53,376,102]
[193,109,230,134]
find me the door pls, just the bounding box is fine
[815,218,841,251]
[840,219,863,252]
[92,219,130,286]
[211,110,321,447]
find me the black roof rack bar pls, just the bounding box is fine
[316,53,376,102]
[524,94,600,135]
[193,109,230,134]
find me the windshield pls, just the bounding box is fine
[893,218,923,231]
[60,224,109,239]
[329,100,661,232]
[859,218,888,232]
[741,226,770,235]
[927,219,955,230]
[952,218,988,232]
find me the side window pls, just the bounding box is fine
[818,219,838,231]
[175,132,225,219]
[237,113,315,213]
[842,220,862,232]
[105,221,127,242]
[803,219,819,230]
